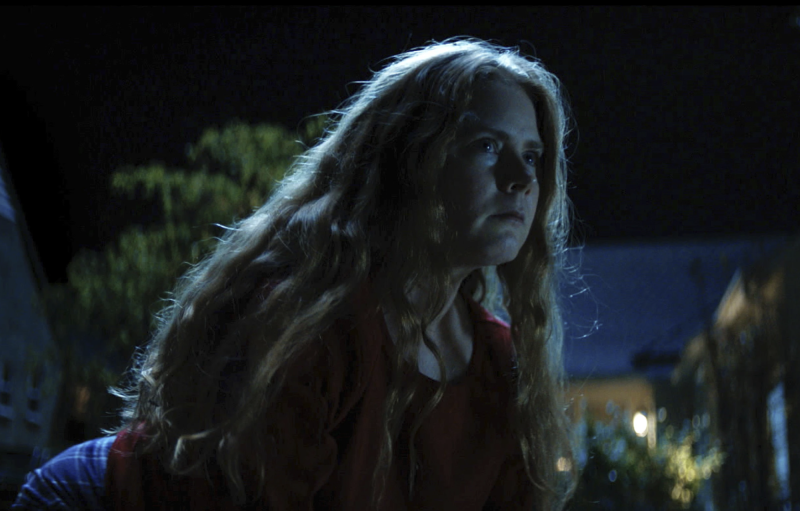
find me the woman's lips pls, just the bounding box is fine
[492,212,525,224]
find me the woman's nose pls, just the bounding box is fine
[499,153,536,194]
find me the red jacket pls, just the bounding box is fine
[106,287,534,510]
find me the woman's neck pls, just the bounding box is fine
[383,267,476,381]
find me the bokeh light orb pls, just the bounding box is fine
[633,411,648,437]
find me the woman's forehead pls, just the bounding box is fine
[455,81,539,135]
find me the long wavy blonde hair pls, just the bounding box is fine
[112,38,576,510]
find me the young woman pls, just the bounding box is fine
[15,38,576,510]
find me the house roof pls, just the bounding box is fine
[560,235,789,380]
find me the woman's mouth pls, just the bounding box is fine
[492,211,525,224]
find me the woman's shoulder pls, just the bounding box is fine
[12,436,115,510]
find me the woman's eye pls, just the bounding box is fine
[524,153,538,166]
[479,139,497,153]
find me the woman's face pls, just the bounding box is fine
[438,79,543,271]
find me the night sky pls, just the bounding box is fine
[2,6,799,283]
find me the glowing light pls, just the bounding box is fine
[633,411,648,437]
[556,457,572,472]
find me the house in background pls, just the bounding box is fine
[0,144,62,507]
[673,236,800,510]
[560,235,789,484]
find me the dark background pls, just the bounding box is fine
[2,6,798,283]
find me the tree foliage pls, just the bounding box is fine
[44,118,324,440]
[570,405,725,511]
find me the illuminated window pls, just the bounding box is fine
[768,383,790,502]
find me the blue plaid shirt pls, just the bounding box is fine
[12,436,113,510]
